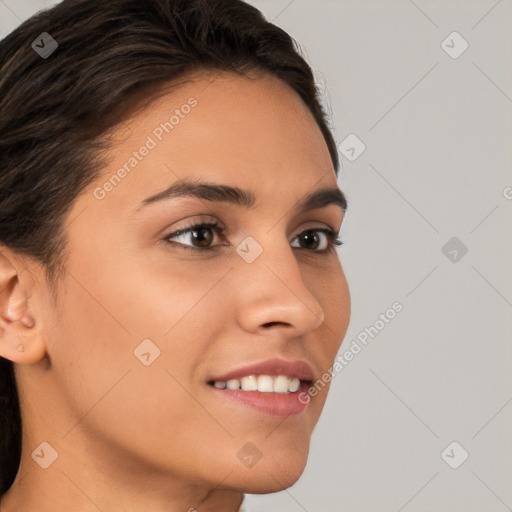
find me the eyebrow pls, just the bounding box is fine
[136,178,348,214]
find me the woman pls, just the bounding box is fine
[0,0,351,510]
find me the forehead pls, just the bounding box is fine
[83,71,338,214]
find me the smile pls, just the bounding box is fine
[208,374,303,393]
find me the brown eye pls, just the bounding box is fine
[186,226,215,247]
[297,231,323,250]
[164,222,343,254]
[164,222,223,251]
[291,229,343,253]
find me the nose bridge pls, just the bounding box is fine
[233,230,325,333]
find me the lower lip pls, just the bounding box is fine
[208,381,311,417]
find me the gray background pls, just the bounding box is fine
[1,1,511,511]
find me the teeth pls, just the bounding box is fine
[211,375,303,394]
[257,375,273,392]
[273,375,290,393]
[226,379,240,390]
[240,375,258,391]
[288,377,300,392]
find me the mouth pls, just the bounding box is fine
[207,375,313,393]
[206,358,315,417]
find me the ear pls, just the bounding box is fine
[0,246,47,364]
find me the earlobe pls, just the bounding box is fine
[0,248,47,365]
[0,325,47,364]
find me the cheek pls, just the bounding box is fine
[98,251,230,339]
[48,257,221,401]
[305,258,351,344]
[45,271,234,474]
[45,275,136,420]
[329,265,351,340]
[301,260,350,404]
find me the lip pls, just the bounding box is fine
[208,381,312,417]
[207,358,315,382]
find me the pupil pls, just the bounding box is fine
[302,231,319,250]
[193,227,213,247]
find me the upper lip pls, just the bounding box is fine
[208,358,314,383]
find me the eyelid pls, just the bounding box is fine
[164,217,339,241]
[163,215,224,235]
[296,219,340,235]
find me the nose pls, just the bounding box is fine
[233,235,326,337]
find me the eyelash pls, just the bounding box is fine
[162,221,344,254]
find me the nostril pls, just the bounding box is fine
[263,322,283,328]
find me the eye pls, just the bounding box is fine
[162,221,343,253]
[291,229,343,253]
[163,221,225,251]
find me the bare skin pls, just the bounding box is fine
[0,70,351,512]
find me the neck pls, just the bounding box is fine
[1,454,245,512]
[1,488,244,512]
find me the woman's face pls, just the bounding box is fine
[28,71,350,494]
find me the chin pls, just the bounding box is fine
[230,441,310,494]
